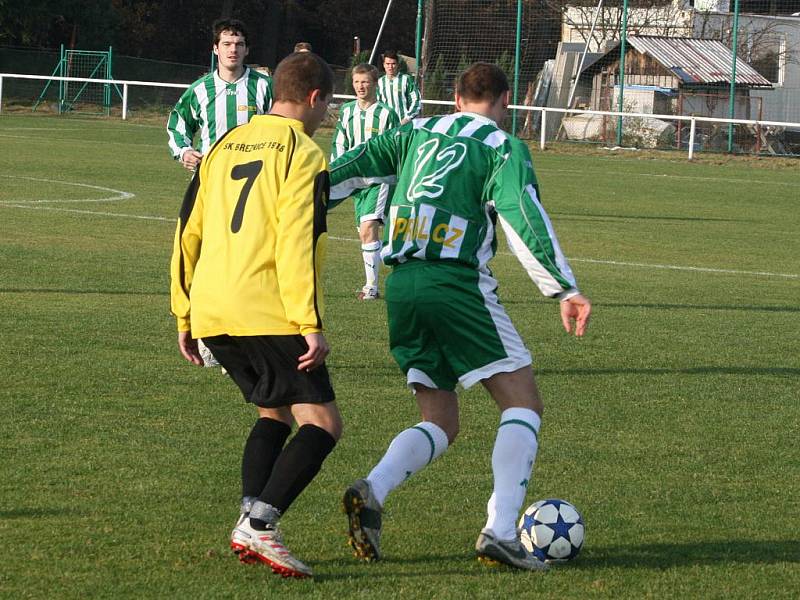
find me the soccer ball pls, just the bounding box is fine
[519,498,584,562]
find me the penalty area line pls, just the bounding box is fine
[569,257,799,280]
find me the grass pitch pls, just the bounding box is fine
[1,114,798,599]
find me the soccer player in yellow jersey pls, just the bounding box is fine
[170,52,337,579]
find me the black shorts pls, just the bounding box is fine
[202,335,335,408]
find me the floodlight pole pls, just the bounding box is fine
[512,0,522,135]
[615,0,628,146]
[727,0,741,153]
[369,0,395,65]
[415,0,424,85]
[566,0,604,114]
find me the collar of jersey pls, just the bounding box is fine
[455,111,498,127]
[214,66,249,86]
[262,113,304,130]
[355,100,377,111]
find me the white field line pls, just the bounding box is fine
[327,236,800,280]
[0,202,796,281]
[0,203,172,221]
[1,129,798,188]
[570,257,799,279]
[0,175,135,204]
[544,168,800,188]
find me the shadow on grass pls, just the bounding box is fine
[0,287,166,296]
[538,366,800,378]
[501,299,800,313]
[550,212,749,224]
[0,507,83,519]
[327,363,397,375]
[312,541,800,581]
[576,540,800,569]
[312,552,482,582]
[599,302,800,313]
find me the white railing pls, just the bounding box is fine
[418,97,800,160]
[0,73,187,120]
[2,72,798,160]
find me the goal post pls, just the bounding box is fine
[33,45,123,115]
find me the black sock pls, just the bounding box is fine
[241,417,292,500]
[258,424,337,515]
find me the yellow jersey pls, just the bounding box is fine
[170,114,329,338]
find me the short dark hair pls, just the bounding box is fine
[294,42,313,52]
[213,18,248,46]
[382,50,399,62]
[273,52,334,103]
[456,62,509,104]
[352,63,379,82]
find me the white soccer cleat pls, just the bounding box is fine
[230,519,312,578]
[197,339,222,368]
[475,528,549,571]
[356,286,380,301]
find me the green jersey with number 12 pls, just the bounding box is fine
[329,112,578,298]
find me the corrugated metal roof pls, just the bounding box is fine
[627,36,772,87]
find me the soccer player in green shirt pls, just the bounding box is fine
[331,63,400,300]
[377,50,421,124]
[329,62,592,571]
[166,19,273,172]
[167,18,273,369]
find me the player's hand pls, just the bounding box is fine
[560,294,592,337]
[298,333,329,372]
[178,331,204,366]
[181,150,203,171]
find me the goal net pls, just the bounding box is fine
[420,0,562,131]
[34,46,117,115]
[63,50,112,114]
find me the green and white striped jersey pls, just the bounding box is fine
[330,100,400,161]
[377,73,421,122]
[329,112,578,298]
[166,67,273,159]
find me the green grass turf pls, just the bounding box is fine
[1,114,799,599]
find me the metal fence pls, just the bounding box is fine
[2,72,798,159]
[415,1,800,155]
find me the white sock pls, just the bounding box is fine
[366,421,449,506]
[484,407,541,540]
[361,241,381,289]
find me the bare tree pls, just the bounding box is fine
[694,10,799,82]
[550,0,695,51]
[550,0,797,83]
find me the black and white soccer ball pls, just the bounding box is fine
[519,498,584,562]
